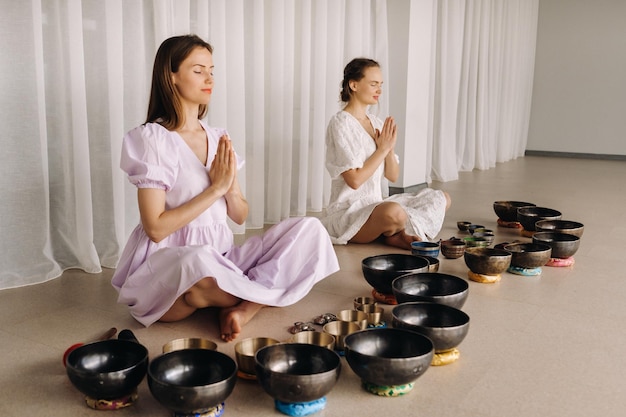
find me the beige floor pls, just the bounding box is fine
[1,155,625,417]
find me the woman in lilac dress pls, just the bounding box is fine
[112,35,339,342]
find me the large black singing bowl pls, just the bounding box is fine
[392,302,470,353]
[255,343,341,404]
[493,201,536,222]
[392,272,469,309]
[66,339,148,400]
[343,328,433,387]
[517,206,562,231]
[532,232,581,259]
[362,254,430,295]
[502,242,553,269]
[535,219,585,238]
[148,349,237,415]
[464,247,512,275]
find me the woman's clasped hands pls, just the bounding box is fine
[209,135,236,195]
[374,116,397,155]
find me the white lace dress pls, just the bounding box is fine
[321,111,447,244]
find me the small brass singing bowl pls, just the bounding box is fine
[162,338,218,354]
[337,309,369,330]
[323,321,360,351]
[353,296,377,310]
[356,304,385,325]
[235,337,281,377]
[288,331,336,350]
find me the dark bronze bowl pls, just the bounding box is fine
[343,328,434,387]
[392,272,469,309]
[517,207,562,231]
[148,349,237,415]
[441,238,466,259]
[66,339,148,400]
[532,232,581,259]
[255,343,341,404]
[502,242,553,268]
[535,220,584,238]
[493,201,536,222]
[464,247,512,275]
[392,302,470,353]
[362,254,429,295]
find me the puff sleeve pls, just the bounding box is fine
[120,123,179,191]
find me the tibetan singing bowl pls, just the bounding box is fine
[391,272,469,309]
[517,207,562,231]
[162,338,217,353]
[532,232,581,259]
[148,349,237,415]
[234,337,280,376]
[441,238,466,259]
[343,328,434,387]
[288,331,336,350]
[66,339,148,400]
[255,343,341,404]
[464,247,512,275]
[362,254,430,295]
[392,302,470,353]
[502,242,552,268]
[493,201,536,222]
[535,219,584,238]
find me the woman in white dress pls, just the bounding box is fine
[322,58,451,250]
[112,35,339,342]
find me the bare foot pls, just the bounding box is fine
[218,301,264,342]
[383,230,421,250]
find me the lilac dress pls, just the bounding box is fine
[112,121,339,326]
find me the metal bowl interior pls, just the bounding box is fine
[503,242,553,268]
[234,337,280,376]
[66,339,148,400]
[255,343,341,404]
[337,310,369,330]
[532,232,581,259]
[343,328,434,387]
[391,272,469,309]
[162,338,217,353]
[517,207,562,231]
[148,349,237,414]
[392,302,470,353]
[463,247,512,275]
[535,220,584,238]
[493,201,536,222]
[288,331,336,350]
[361,254,430,294]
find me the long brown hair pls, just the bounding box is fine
[145,34,213,130]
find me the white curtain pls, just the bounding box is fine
[429,0,539,182]
[0,0,538,290]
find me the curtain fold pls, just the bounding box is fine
[0,0,538,290]
[429,0,539,181]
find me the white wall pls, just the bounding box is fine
[527,0,626,156]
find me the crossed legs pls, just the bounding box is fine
[349,192,451,250]
[159,277,264,342]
